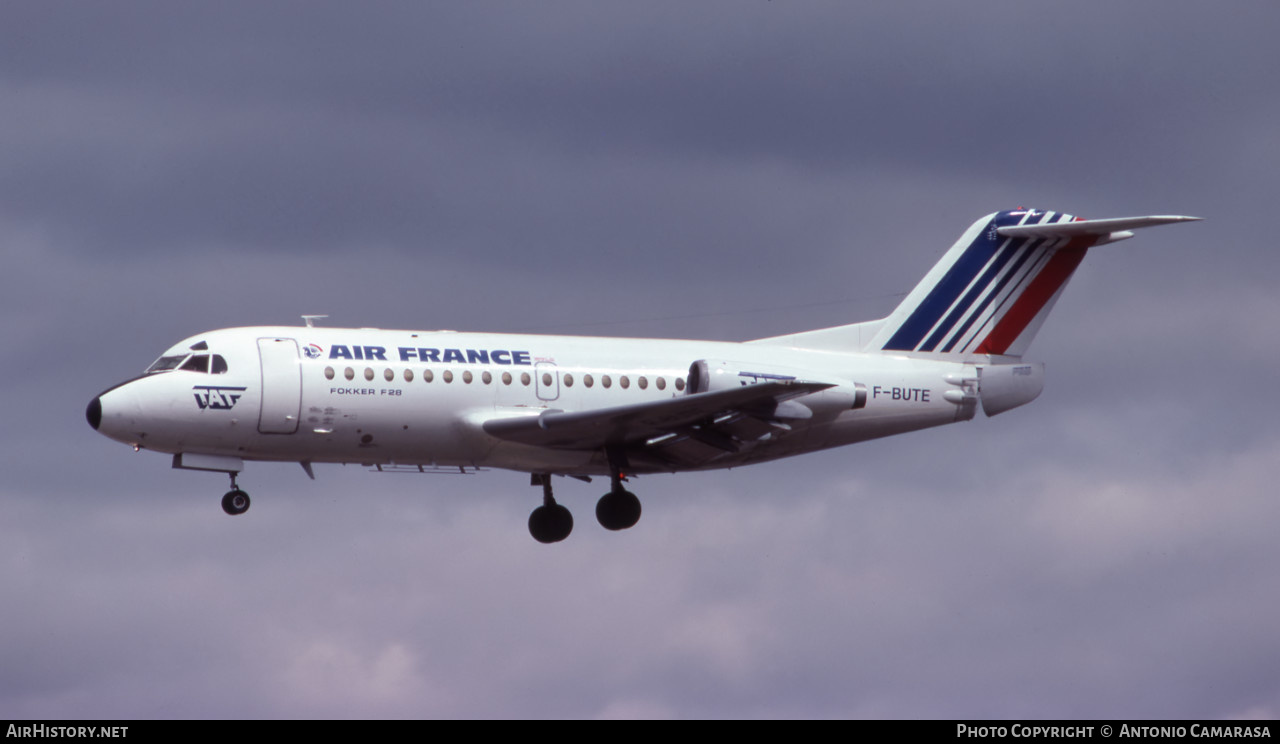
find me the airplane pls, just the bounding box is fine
[86,209,1198,543]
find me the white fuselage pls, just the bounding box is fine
[84,209,1193,540]
[91,326,985,477]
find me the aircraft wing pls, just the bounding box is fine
[482,380,834,456]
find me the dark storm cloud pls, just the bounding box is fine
[4,2,1267,266]
[2,0,1278,719]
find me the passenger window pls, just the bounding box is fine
[542,373,553,387]
[502,371,512,385]
[423,369,434,383]
[463,371,473,384]
[345,367,355,381]
[620,375,630,389]
[482,371,492,385]
[563,373,574,387]
[656,377,666,391]
[602,375,612,389]
[675,378,685,391]
[638,376,648,390]
[583,374,594,388]
[521,372,531,386]
[384,369,394,382]
[364,368,374,381]
[443,370,454,383]
[325,367,335,380]
[404,369,414,382]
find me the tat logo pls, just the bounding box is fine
[193,385,247,411]
[302,344,324,359]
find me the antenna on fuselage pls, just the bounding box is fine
[302,315,329,328]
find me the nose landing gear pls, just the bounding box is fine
[221,473,251,516]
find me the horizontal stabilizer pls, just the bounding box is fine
[998,215,1200,245]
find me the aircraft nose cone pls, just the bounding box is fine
[86,396,102,430]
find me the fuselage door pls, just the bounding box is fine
[258,337,301,434]
[535,362,560,402]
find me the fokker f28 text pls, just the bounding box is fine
[87,209,1197,542]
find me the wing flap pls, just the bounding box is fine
[645,432,738,466]
[482,380,833,451]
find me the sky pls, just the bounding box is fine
[2,1,1278,719]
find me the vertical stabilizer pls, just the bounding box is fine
[751,210,1198,357]
[872,209,1094,358]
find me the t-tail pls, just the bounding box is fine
[870,209,1199,359]
[752,208,1200,362]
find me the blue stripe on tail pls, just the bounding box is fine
[939,240,1040,353]
[882,210,1053,353]
[918,238,1022,352]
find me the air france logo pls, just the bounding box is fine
[302,344,324,359]
[194,385,247,410]
[325,344,533,365]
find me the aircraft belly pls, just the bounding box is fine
[483,442,598,473]
[234,411,493,466]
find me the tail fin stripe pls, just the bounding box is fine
[941,212,1079,354]
[973,243,1088,355]
[921,237,1035,352]
[947,238,1058,353]
[882,210,1043,352]
[881,243,998,350]
[939,240,1041,353]
[755,209,1198,357]
[919,239,1017,351]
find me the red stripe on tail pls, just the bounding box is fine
[975,244,1088,355]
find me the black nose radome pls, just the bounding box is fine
[86,397,102,430]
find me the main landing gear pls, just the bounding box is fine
[221,472,251,516]
[528,474,573,544]
[596,471,641,532]
[527,466,642,543]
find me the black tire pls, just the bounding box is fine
[596,490,641,531]
[528,503,573,543]
[221,489,251,516]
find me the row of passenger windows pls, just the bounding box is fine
[323,366,686,391]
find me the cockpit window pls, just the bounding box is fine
[180,355,209,373]
[147,353,229,375]
[146,354,189,374]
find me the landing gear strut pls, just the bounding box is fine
[527,474,573,543]
[595,467,641,531]
[221,472,251,516]
[526,458,642,543]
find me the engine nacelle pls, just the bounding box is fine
[686,359,866,418]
